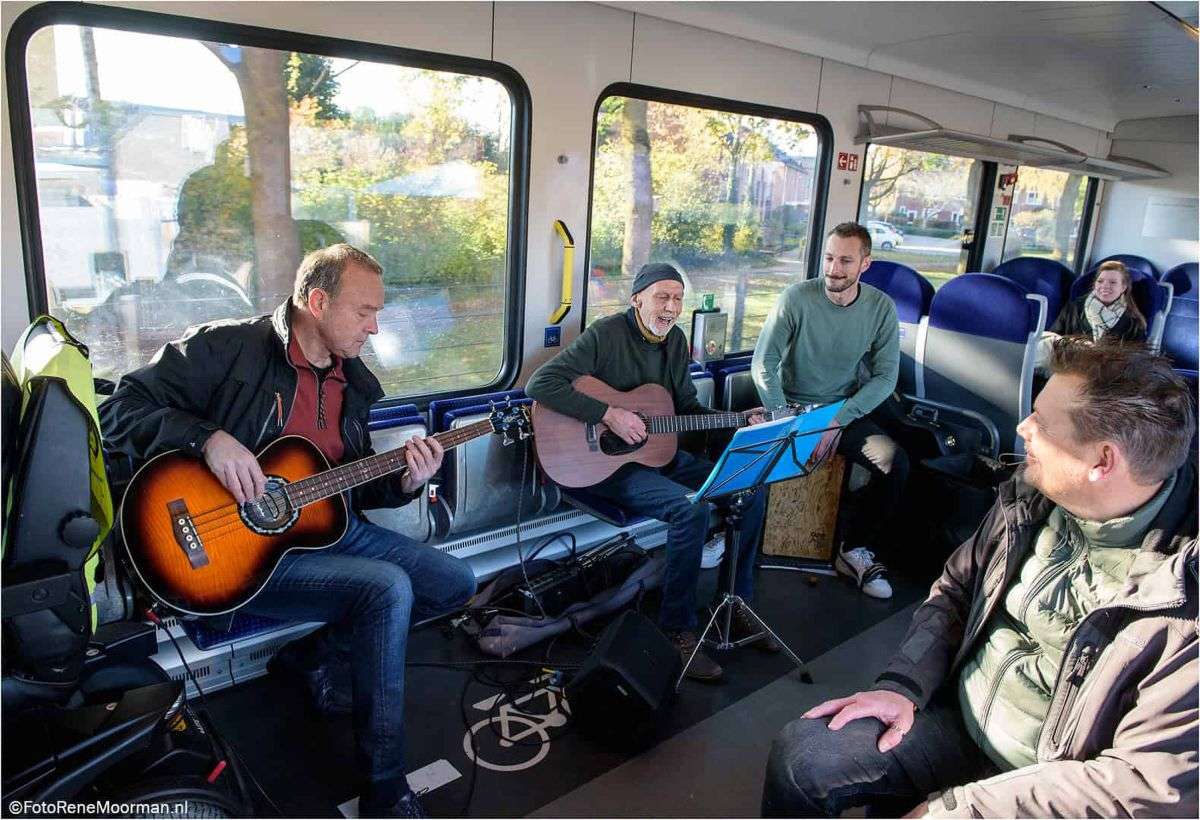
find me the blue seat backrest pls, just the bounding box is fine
[367,402,422,431]
[861,260,934,324]
[688,361,705,374]
[1162,263,1198,300]
[1162,297,1199,371]
[707,355,753,408]
[1094,254,1160,280]
[992,256,1073,326]
[429,389,525,434]
[1070,268,1166,323]
[931,273,1041,343]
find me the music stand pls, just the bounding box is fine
[676,401,845,690]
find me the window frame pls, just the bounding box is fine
[855,142,997,278]
[580,82,834,351]
[5,1,531,406]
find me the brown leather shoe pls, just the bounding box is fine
[669,630,723,682]
[730,607,782,653]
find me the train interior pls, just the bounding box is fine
[1,1,1197,817]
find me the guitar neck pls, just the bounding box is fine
[284,419,494,507]
[644,411,746,435]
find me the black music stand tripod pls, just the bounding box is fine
[675,404,843,691]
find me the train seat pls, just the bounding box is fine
[706,353,752,409]
[1161,296,1199,373]
[1070,268,1171,349]
[1091,253,1160,280]
[1161,262,1197,300]
[363,405,433,543]
[991,256,1074,327]
[861,260,935,397]
[913,273,1046,457]
[711,363,758,412]
[430,391,540,537]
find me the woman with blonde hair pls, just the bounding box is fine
[1051,260,1148,343]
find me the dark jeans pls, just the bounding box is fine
[762,694,996,817]
[242,513,476,802]
[836,412,910,550]
[587,449,766,632]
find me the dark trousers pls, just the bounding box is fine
[762,694,995,817]
[587,449,766,632]
[242,514,476,802]
[836,412,910,549]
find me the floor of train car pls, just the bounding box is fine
[200,555,931,818]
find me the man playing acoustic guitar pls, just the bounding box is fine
[526,263,773,682]
[101,244,476,818]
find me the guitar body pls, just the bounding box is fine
[121,436,347,616]
[532,376,679,488]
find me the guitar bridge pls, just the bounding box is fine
[167,498,209,569]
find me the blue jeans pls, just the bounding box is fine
[242,513,476,801]
[762,694,995,817]
[587,450,766,632]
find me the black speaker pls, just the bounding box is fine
[565,610,681,748]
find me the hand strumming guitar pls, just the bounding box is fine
[203,429,268,504]
[602,406,647,445]
[400,435,444,494]
[807,419,842,467]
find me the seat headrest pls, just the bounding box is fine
[861,261,934,324]
[929,273,1039,343]
[1094,254,1160,280]
[1162,263,1198,299]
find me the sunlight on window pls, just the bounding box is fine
[1001,168,1088,269]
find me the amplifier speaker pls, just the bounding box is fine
[565,610,681,748]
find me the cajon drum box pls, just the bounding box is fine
[761,454,846,562]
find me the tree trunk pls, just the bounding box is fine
[1054,174,1083,262]
[79,27,120,259]
[239,48,301,309]
[621,98,652,279]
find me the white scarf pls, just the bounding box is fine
[1084,292,1125,341]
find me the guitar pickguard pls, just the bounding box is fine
[598,430,647,457]
[237,475,300,535]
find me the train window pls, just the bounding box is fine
[585,88,828,352]
[858,145,985,289]
[17,17,523,398]
[1000,168,1091,270]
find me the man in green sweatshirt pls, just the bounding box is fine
[752,222,905,599]
[526,263,773,682]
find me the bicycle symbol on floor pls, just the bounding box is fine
[462,673,571,772]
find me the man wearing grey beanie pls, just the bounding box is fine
[527,263,774,682]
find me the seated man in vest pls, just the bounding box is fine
[526,263,773,682]
[752,221,906,599]
[762,338,1197,818]
[101,244,477,818]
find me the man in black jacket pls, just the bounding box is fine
[102,244,476,818]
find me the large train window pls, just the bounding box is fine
[12,8,527,399]
[858,145,985,290]
[584,85,830,353]
[1000,169,1092,270]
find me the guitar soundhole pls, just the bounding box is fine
[598,431,645,456]
[238,475,300,535]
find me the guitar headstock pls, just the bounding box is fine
[489,401,533,445]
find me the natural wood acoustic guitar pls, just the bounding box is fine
[120,404,530,616]
[531,376,795,488]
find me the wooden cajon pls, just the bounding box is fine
[761,454,846,562]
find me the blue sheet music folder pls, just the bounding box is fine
[693,400,846,503]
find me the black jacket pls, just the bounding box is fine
[1051,295,1147,343]
[99,302,418,512]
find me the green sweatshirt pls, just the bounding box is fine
[957,473,1176,770]
[751,278,899,425]
[525,309,711,424]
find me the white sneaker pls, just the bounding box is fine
[701,533,725,569]
[836,547,893,599]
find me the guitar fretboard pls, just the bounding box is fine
[644,412,746,435]
[283,418,494,507]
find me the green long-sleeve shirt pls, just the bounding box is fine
[525,309,710,423]
[751,278,899,425]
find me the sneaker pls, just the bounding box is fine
[668,630,724,683]
[730,607,782,653]
[700,533,725,569]
[836,547,893,599]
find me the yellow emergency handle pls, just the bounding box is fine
[548,220,574,325]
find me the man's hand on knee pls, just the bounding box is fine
[802,689,916,753]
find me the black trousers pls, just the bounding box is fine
[761,694,996,817]
[835,410,910,550]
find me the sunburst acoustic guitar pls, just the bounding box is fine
[121,403,530,616]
